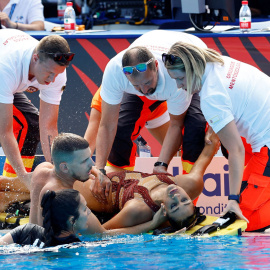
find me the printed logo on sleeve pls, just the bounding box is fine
[3,35,32,45]
[209,115,220,124]
[26,86,39,93]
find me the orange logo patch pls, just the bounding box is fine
[26,86,39,93]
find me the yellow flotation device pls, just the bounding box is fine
[0,213,29,229]
[149,212,247,237]
[182,215,247,237]
[0,201,30,229]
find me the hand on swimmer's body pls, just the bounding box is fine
[89,166,111,204]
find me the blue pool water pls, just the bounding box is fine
[0,233,270,269]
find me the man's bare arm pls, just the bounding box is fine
[0,103,28,179]
[92,101,120,202]
[84,108,101,155]
[95,100,120,169]
[39,100,59,163]
[154,112,186,173]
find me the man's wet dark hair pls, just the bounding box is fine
[51,133,89,166]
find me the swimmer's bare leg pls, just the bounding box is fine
[0,191,30,212]
[0,175,29,192]
[0,175,30,212]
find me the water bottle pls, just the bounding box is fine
[239,1,251,33]
[57,0,66,19]
[137,136,151,157]
[64,2,76,34]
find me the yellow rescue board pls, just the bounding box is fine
[150,215,248,237]
[0,213,29,227]
[184,215,247,237]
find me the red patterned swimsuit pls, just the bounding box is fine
[107,170,175,213]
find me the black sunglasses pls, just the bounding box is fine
[162,53,180,65]
[39,50,75,63]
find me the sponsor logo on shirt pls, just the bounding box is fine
[26,86,39,93]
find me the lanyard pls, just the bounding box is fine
[9,3,17,19]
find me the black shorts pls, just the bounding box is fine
[12,92,40,156]
[3,93,40,176]
[108,93,207,169]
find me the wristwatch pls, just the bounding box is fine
[99,168,107,176]
[228,194,241,203]
[154,161,168,169]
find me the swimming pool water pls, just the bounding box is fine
[0,233,270,269]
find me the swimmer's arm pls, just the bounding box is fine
[0,233,14,245]
[105,207,166,235]
[188,131,220,179]
[103,201,152,229]
[154,112,185,173]
[173,132,220,199]
[84,205,166,236]
[103,203,166,235]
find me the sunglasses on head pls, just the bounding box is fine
[122,58,154,75]
[39,50,75,63]
[162,53,180,65]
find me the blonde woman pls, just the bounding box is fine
[162,42,270,232]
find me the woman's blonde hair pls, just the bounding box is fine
[165,42,224,96]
